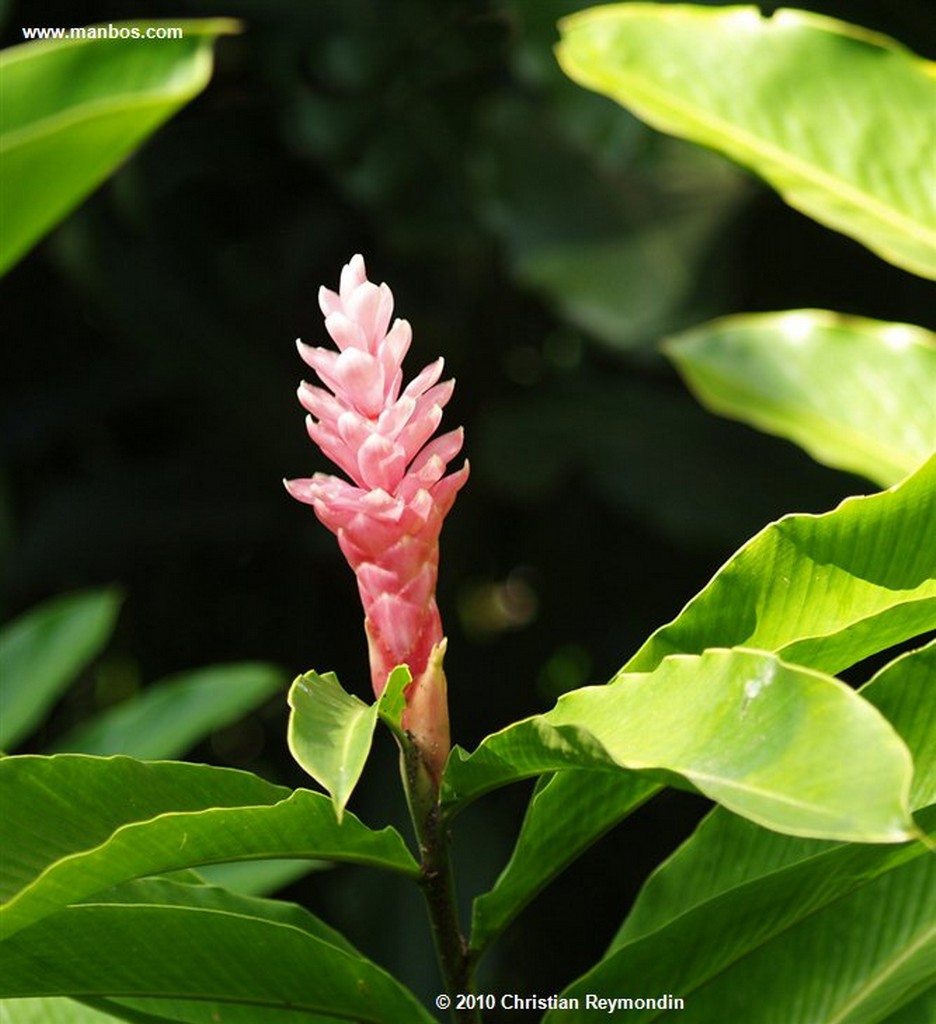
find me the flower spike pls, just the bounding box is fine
[286,254,468,780]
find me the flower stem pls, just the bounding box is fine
[401,742,480,1024]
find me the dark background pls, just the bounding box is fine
[3,0,934,1015]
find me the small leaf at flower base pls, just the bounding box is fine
[376,665,411,740]
[287,670,378,821]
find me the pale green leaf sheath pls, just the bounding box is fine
[557,5,936,278]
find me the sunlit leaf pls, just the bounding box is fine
[626,453,936,675]
[0,20,240,275]
[445,648,913,843]
[666,311,936,487]
[557,5,936,278]
[288,670,376,821]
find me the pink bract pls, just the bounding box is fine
[285,255,468,774]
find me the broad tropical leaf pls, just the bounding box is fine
[466,460,935,953]
[445,648,913,842]
[544,820,935,1023]
[665,311,936,488]
[861,640,936,811]
[0,20,240,275]
[0,588,121,751]
[0,879,435,1024]
[0,756,417,940]
[560,642,936,1024]
[469,771,658,956]
[626,453,936,675]
[49,662,285,759]
[557,5,936,278]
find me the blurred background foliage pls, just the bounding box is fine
[2,0,934,1011]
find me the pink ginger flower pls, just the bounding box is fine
[285,254,468,779]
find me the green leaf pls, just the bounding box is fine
[627,453,936,675]
[0,588,122,751]
[0,997,137,1023]
[469,457,935,958]
[545,811,935,1024]
[0,878,436,1024]
[446,648,913,842]
[665,311,936,488]
[565,640,936,1024]
[862,640,936,811]
[377,664,411,739]
[0,755,418,940]
[879,988,936,1024]
[470,771,658,956]
[195,858,327,898]
[287,670,379,821]
[0,20,240,275]
[556,5,936,278]
[49,662,286,759]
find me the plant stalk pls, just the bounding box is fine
[401,741,480,1024]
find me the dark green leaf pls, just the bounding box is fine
[0,755,417,940]
[0,589,121,751]
[1,879,435,1023]
[50,662,285,759]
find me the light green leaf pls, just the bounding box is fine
[0,878,436,1024]
[49,662,286,759]
[862,640,936,811]
[0,20,240,275]
[377,664,411,739]
[627,453,936,676]
[665,311,936,488]
[195,858,326,898]
[470,458,935,957]
[0,997,139,1023]
[446,648,913,842]
[287,670,379,821]
[613,640,936,951]
[569,641,936,1024]
[557,5,936,278]
[470,771,658,956]
[0,755,418,941]
[0,588,122,751]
